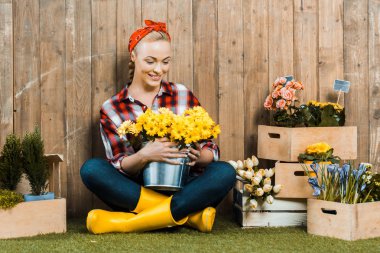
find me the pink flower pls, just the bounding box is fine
[264,95,273,109]
[285,81,294,88]
[272,90,281,99]
[276,99,287,109]
[293,81,304,90]
[279,77,287,84]
[280,87,295,101]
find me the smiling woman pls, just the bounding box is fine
[80,20,236,235]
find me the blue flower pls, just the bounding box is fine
[308,177,321,196]
[327,164,339,175]
[310,162,319,176]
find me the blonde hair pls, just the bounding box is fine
[128,31,171,83]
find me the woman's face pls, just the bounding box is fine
[131,40,171,89]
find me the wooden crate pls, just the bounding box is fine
[257,125,357,162]
[274,161,314,199]
[233,179,306,227]
[0,198,66,239]
[307,199,380,241]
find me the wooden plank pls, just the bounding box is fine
[294,0,318,103]
[268,0,293,83]
[65,0,93,217]
[0,199,66,239]
[318,0,344,102]
[344,0,369,164]
[0,0,13,147]
[142,0,167,23]
[243,0,269,157]
[193,0,218,124]
[91,0,118,211]
[167,0,192,90]
[369,0,380,173]
[116,0,141,91]
[13,0,41,136]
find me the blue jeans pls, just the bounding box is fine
[80,158,236,221]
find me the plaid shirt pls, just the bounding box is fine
[100,81,220,170]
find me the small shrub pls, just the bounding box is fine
[22,127,49,195]
[0,134,23,191]
[0,189,23,209]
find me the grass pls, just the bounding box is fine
[0,215,379,253]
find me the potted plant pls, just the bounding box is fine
[0,134,23,191]
[298,142,340,164]
[0,189,23,209]
[21,127,54,201]
[304,162,380,240]
[117,106,221,191]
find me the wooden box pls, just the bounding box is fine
[233,179,306,227]
[257,125,357,162]
[0,198,66,239]
[307,199,380,241]
[274,161,313,199]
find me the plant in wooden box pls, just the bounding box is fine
[0,134,23,191]
[301,100,345,127]
[264,76,305,127]
[228,156,282,209]
[21,127,53,201]
[117,106,220,191]
[0,189,23,209]
[304,162,380,240]
[298,142,340,164]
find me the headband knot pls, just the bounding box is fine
[128,20,171,53]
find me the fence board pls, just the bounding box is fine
[243,0,269,158]
[142,0,167,23]
[369,0,380,172]
[344,0,369,164]
[0,0,13,147]
[13,0,41,136]
[65,0,93,217]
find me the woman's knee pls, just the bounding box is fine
[208,161,236,186]
[80,158,110,184]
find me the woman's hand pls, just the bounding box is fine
[185,143,202,167]
[137,137,187,165]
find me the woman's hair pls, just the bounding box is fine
[128,31,170,83]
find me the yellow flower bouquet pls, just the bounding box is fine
[117,106,221,149]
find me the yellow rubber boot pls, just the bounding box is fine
[123,196,187,233]
[186,207,216,233]
[132,187,167,213]
[86,209,136,234]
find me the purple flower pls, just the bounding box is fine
[310,162,320,176]
[308,177,321,196]
[327,164,339,175]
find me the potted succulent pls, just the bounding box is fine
[21,127,54,201]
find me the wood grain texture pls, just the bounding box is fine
[142,0,167,23]
[0,0,13,147]
[243,0,269,158]
[65,0,93,217]
[344,0,369,164]
[167,0,193,90]
[369,0,380,173]
[193,0,218,124]
[116,0,141,91]
[318,0,344,102]
[294,0,318,103]
[13,0,41,136]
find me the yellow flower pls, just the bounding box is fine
[117,120,133,137]
[306,142,332,155]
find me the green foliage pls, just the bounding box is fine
[364,173,380,202]
[0,134,23,191]
[0,189,23,209]
[22,127,49,195]
[298,148,340,163]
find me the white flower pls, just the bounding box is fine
[266,195,274,204]
[245,158,254,169]
[237,169,245,178]
[244,184,254,193]
[244,171,253,179]
[251,155,259,166]
[263,184,273,193]
[255,188,264,197]
[265,168,275,178]
[258,169,265,177]
[249,199,258,209]
[264,177,271,185]
[227,160,238,170]
[273,184,283,193]
[252,176,262,186]
[237,160,244,170]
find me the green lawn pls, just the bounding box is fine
[0,215,379,253]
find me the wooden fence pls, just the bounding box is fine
[0,0,379,217]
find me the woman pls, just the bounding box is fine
[80,20,236,234]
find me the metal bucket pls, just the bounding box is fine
[143,157,190,191]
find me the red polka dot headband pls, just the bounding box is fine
[128,20,171,53]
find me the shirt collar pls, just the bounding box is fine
[118,80,173,102]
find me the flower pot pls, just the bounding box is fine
[143,157,190,191]
[23,192,55,202]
